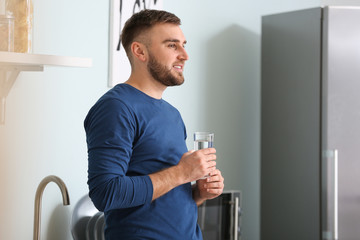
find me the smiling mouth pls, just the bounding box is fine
[173,65,183,71]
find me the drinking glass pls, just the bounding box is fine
[194,132,214,178]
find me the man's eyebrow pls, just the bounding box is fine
[162,39,187,44]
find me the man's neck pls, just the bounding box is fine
[125,73,166,100]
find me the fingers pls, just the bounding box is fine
[204,178,224,189]
[179,148,217,182]
[204,169,224,192]
[192,148,217,162]
[195,150,217,179]
[204,181,223,189]
[205,187,223,195]
[194,168,224,201]
[196,147,216,154]
[207,169,223,181]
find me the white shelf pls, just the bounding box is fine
[0,51,92,67]
[0,51,93,124]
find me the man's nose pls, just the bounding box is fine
[178,47,189,61]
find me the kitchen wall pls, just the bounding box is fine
[0,0,358,239]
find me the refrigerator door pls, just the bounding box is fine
[322,6,360,240]
[261,7,322,240]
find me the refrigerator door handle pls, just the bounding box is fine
[334,149,338,240]
[234,197,239,240]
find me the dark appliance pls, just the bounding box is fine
[198,190,242,240]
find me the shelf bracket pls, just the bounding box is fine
[0,65,44,124]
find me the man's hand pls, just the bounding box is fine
[149,148,217,201]
[177,148,217,183]
[193,169,224,206]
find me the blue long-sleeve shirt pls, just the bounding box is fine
[84,84,202,240]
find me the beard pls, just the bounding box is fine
[147,52,185,87]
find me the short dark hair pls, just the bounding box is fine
[121,9,181,61]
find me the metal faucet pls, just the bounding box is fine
[33,175,70,240]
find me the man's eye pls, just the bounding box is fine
[169,44,177,49]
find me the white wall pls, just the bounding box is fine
[0,0,110,239]
[1,0,358,239]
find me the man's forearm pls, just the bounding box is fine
[148,165,184,201]
[149,149,217,202]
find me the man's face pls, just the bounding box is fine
[146,23,189,87]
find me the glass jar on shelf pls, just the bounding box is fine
[5,0,33,53]
[0,11,14,52]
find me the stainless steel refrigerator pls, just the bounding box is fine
[261,6,360,240]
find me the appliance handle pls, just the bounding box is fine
[234,197,239,240]
[334,149,338,240]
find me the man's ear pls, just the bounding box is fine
[131,42,147,62]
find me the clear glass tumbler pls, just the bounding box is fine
[194,132,214,178]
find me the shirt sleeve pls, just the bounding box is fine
[84,98,153,212]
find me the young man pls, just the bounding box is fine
[84,9,224,239]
